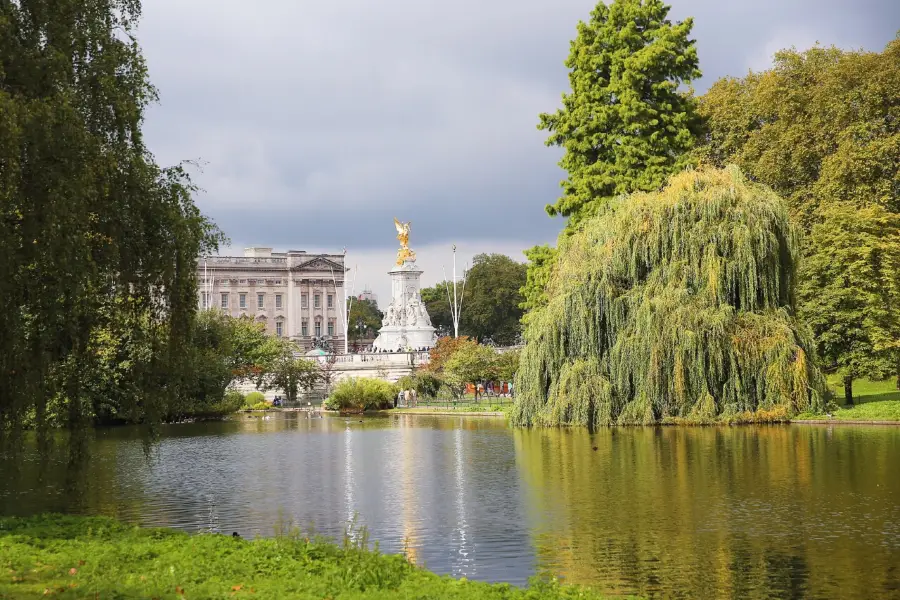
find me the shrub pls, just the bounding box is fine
[244,391,266,408]
[327,378,397,411]
[251,402,270,411]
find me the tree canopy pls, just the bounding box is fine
[512,167,825,427]
[697,37,900,394]
[348,298,383,344]
[538,0,701,228]
[0,0,220,440]
[459,254,527,345]
[421,254,526,344]
[524,0,702,316]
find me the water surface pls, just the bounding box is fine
[1,415,898,598]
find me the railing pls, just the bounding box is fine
[324,351,430,365]
[205,257,287,265]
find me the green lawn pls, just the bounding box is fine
[0,515,622,600]
[795,376,900,421]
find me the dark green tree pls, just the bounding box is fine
[420,282,454,336]
[347,298,383,345]
[0,0,221,440]
[255,340,321,405]
[459,254,527,345]
[539,0,701,227]
[523,0,702,316]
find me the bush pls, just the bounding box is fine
[250,402,270,411]
[243,391,266,408]
[327,378,397,411]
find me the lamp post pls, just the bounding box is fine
[442,244,467,338]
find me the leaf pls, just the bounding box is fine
[231,585,243,591]
[176,585,185,595]
[68,568,77,575]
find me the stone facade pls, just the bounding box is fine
[198,248,347,352]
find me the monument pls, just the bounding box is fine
[372,218,436,352]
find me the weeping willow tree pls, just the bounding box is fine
[0,0,221,451]
[511,167,825,427]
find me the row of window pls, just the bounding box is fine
[202,292,284,310]
[200,292,336,310]
[301,293,334,309]
[200,279,283,286]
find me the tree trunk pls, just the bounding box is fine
[843,376,854,406]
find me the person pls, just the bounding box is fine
[508,382,514,398]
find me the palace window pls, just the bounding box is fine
[301,320,308,336]
[327,294,333,309]
[301,294,308,308]
[276,294,283,309]
[258,293,265,309]
[315,321,322,337]
[201,292,209,309]
[276,321,283,337]
[327,320,334,336]
[221,293,229,309]
[239,293,247,309]
[314,294,321,308]
[240,279,246,284]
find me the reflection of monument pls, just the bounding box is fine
[372,219,436,351]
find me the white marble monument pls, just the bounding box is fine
[372,219,436,352]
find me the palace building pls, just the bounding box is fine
[198,248,348,352]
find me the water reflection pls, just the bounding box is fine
[1,416,898,598]
[514,425,900,599]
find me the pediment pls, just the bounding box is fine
[293,257,345,272]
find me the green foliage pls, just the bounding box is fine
[697,39,900,390]
[420,283,454,335]
[0,515,614,599]
[697,38,900,220]
[327,378,397,411]
[245,391,266,407]
[251,402,271,411]
[444,344,499,392]
[459,254,527,345]
[521,245,558,316]
[348,298,383,344]
[0,0,222,439]
[493,350,521,381]
[423,254,526,344]
[255,340,321,404]
[512,167,825,427]
[424,336,476,375]
[799,203,900,392]
[538,0,702,228]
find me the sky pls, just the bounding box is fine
[137,0,899,305]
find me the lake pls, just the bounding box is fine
[1,414,898,598]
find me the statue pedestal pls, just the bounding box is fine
[372,259,436,352]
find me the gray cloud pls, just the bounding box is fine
[139,0,899,255]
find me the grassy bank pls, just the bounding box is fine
[795,377,900,422]
[0,515,620,599]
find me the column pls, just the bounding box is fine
[286,263,294,339]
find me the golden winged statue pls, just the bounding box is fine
[393,217,416,265]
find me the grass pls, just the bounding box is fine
[0,515,622,599]
[794,376,900,421]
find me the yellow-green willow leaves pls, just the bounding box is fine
[512,167,825,427]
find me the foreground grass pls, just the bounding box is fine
[795,377,900,421]
[0,515,619,600]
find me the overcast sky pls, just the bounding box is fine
[138,0,898,304]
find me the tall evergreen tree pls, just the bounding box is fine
[0,0,220,439]
[523,0,702,313]
[538,0,701,227]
